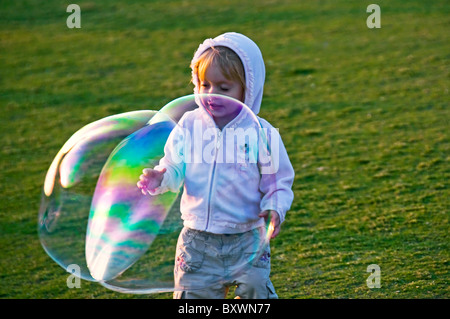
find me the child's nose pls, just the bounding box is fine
[208,86,219,95]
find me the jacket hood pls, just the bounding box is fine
[191,32,266,115]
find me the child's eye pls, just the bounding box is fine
[220,87,229,91]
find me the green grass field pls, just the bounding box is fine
[1,0,448,298]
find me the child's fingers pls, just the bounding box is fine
[271,226,280,239]
[137,177,148,187]
[259,210,279,223]
[271,211,280,225]
[139,174,148,183]
[267,220,280,239]
[142,167,166,176]
[258,210,281,239]
[142,168,156,178]
[137,180,147,194]
[138,168,166,195]
[258,210,269,220]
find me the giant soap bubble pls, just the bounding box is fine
[38,94,277,294]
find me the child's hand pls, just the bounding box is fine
[137,168,167,195]
[259,210,281,239]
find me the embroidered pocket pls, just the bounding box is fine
[243,233,271,269]
[252,249,271,269]
[176,249,204,272]
[175,229,205,273]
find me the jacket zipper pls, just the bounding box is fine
[205,130,221,231]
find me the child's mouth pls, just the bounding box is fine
[208,102,224,110]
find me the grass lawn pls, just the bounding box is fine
[0,0,448,298]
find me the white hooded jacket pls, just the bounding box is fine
[153,32,295,234]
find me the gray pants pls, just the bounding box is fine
[173,227,278,299]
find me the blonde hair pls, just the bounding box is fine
[191,46,246,92]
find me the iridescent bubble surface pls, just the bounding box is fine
[39,110,158,281]
[39,94,276,294]
[85,114,178,282]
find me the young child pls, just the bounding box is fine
[137,32,294,299]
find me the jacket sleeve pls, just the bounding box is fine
[258,119,295,224]
[150,122,186,195]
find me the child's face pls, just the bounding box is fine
[199,62,245,126]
